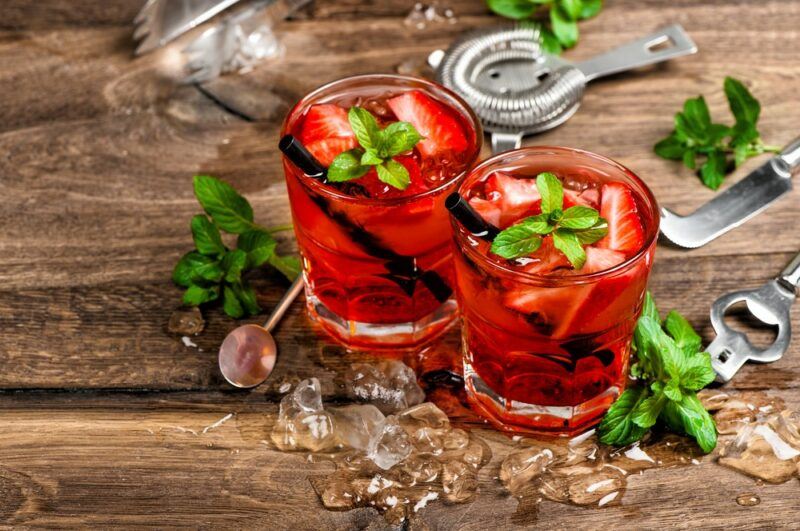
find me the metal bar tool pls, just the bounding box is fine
[708,252,800,382]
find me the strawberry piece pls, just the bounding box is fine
[387,90,468,157]
[577,247,626,274]
[468,197,502,228]
[299,104,354,145]
[483,172,542,227]
[306,136,359,167]
[597,182,645,254]
[564,187,600,209]
[519,238,569,275]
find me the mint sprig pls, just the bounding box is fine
[654,77,781,190]
[598,292,718,453]
[172,175,300,319]
[485,0,603,54]
[489,172,607,269]
[327,107,422,190]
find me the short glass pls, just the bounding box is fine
[281,74,482,349]
[451,147,659,435]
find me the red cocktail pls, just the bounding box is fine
[281,75,481,349]
[451,147,659,434]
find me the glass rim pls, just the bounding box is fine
[280,73,484,206]
[451,146,661,286]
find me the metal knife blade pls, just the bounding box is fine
[660,136,800,249]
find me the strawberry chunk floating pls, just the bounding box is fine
[468,171,541,228]
[387,90,468,157]
[597,182,645,254]
[299,104,358,166]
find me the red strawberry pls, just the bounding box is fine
[576,247,626,274]
[306,136,358,167]
[597,182,645,254]
[468,197,502,227]
[564,187,600,209]
[299,104,354,145]
[519,238,569,275]
[484,172,541,227]
[387,90,468,157]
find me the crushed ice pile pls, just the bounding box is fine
[270,369,490,524]
[345,359,425,414]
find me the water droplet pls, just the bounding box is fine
[736,493,761,506]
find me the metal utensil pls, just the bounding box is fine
[430,24,697,153]
[134,0,246,55]
[660,137,800,248]
[708,252,800,383]
[182,0,310,83]
[218,276,303,388]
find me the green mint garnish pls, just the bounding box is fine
[597,292,718,453]
[654,77,781,190]
[485,0,603,54]
[172,175,299,319]
[327,107,422,190]
[489,172,607,269]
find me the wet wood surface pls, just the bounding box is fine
[1,0,799,527]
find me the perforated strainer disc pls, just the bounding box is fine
[430,24,697,153]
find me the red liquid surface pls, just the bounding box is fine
[454,157,657,433]
[283,81,480,347]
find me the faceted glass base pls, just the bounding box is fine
[306,290,458,351]
[463,357,620,436]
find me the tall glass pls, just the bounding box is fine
[281,75,482,349]
[451,147,659,434]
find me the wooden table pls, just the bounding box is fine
[2,0,799,527]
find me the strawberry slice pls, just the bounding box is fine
[564,187,600,209]
[299,104,354,145]
[484,172,541,227]
[577,247,626,274]
[597,182,645,254]
[468,197,502,228]
[305,137,358,167]
[387,90,468,157]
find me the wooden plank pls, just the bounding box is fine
[0,395,798,528]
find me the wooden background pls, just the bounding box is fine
[1,0,799,528]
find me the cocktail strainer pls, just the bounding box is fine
[429,24,697,153]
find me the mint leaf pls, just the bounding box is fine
[193,175,255,234]
[552,229,585,269]
[486,0,538,19]
[231,281,260,315]
[574,218,608,245]
[328,149,370,182]
[654,134,685,160]
[631,391,666,429]
[267,254,301,281]
[597,386,649,446]
[521,213,555,234]
[700,149,727,190]
[673,393,717,453]
[682,95,712,137]
[664,310,702,355]
[641,291,660,322]
[360,150,384,166]
[682,148,697,170]
[679,353,716,391]
[237,230,277,268]
[550,6,578,48]
[382,121,423,157]
[376,159,410,190]
[191,215,225,257]
[537,172,563,214]
[348,107,381,151]
[559,205,599,230]
[173,251,224,286]
[559,0,582,20]
[663,379,682,402]
[222,285,244,319]
[724,77,760,128]
[222,249,248,283]
[491,223,544,259]
[538,24,563,54]
[579,0,602,18]
[183,284,219,306]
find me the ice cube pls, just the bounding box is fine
[398,402,450,431]
[346,360,425,414]
[441,460,478,502]
[271,410,337,452]
[500,446,554,494]
[397,455,441,485]
[329,404,386,451]
[292,378,324,413]
[410,427,445,455]
[367,416,413,470]
[443,428,470,450]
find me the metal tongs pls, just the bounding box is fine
[708,252,800,382]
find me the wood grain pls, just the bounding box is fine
[0,0,799,527]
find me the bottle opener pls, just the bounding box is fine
[708,252,800,382]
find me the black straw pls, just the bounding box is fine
[445,192,499,241]
[279,135,326,179]
[278,134,452,303]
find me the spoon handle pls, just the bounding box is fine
[263,276,304,332]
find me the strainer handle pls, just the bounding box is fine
[491,132,523,154]
[576,24,698,82]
